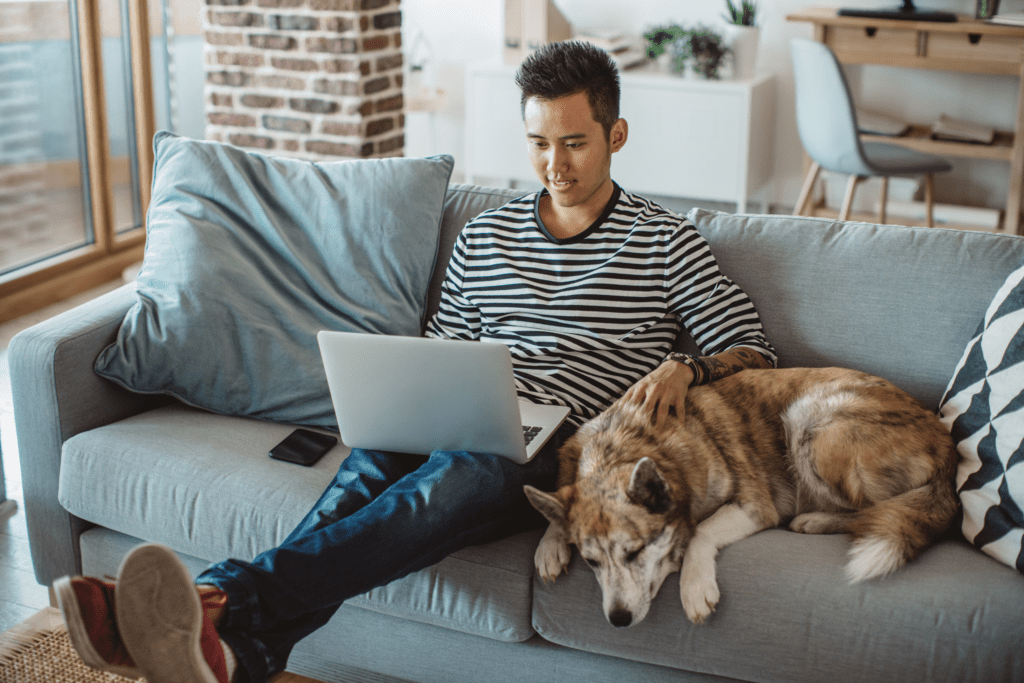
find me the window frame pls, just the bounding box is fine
[0,0,155,323]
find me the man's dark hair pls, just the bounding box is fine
[515,40,621,138]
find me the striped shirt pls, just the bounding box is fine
[425,185,776,427]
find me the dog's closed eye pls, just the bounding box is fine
[625,546,644,563]
[584,557,602,569]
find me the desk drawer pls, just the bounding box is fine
[827,26,918,61]
[926,32,1024,73]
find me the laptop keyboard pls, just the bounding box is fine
[523,425,543,445]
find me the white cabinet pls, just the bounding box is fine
[465,63,775,212]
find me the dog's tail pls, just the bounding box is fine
[844,475,959,583]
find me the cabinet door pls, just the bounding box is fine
[616,83,745,202]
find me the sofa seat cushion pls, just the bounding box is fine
[533,529,1024,683]
[58,404,537,642]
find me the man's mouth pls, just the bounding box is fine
[550,179,574,191]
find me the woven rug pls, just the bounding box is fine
[0,607,365,683]
[0,607,141,682]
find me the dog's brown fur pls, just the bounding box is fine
[524,368,959,627]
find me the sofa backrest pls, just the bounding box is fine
[429,185,1024,411]
[688,209,1024,410]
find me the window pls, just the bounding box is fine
[0,0,171,322]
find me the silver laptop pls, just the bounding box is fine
[317,331,571,464]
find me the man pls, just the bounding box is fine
[55,41,775,683]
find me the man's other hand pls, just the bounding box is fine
[622,360,693,428]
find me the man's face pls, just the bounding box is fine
[524,91,623,215]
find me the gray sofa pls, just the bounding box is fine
[10,183,1024,683]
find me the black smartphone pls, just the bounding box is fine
[269,428,338,467]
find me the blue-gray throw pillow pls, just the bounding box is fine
[95,132,454,427]
[939,261,1024,574]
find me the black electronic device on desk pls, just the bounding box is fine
[839,0,958,22]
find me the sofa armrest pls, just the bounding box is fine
[9,285,169,584]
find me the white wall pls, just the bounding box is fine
[402,0,1024,213]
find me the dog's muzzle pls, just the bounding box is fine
[608,605,633,628]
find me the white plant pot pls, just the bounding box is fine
[654,52,674,74]
[725,24,760,80]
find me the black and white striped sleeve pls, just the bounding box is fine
[425,232,481,342]
[666,220,777,366]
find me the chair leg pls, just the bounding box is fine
[794,161,821,216]
[839,175,862,221]
[877,176,889,225]
[924,173,935,227]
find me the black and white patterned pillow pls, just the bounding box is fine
[939,263,1024,574]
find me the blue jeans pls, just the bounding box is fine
[196,423,573,683]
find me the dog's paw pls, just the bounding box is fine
[534,529,571,583]
[679,568,719,624]
[789,511,847,535]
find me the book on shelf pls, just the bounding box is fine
[608,47,649,70]
[987,12,1024,26]
[857,110,909,137]
[930,114,995,144]
[575,28,632,51]
[574,29,649,70]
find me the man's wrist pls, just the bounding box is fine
[666,353,709,387]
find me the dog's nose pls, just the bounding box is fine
[608,607,633,628]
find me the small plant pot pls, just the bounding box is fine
[693,52,727,79]
[725,24,760,79]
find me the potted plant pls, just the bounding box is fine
[723,0,760,79]
[645,24,730,79]
[724,0,758,25]
[682,27,730,79]
[644,24,687,72]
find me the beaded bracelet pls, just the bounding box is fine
[666,352,711,387]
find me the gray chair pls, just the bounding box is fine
[790,37,952,226]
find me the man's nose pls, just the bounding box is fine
[547,147,568,174]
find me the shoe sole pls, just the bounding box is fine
[53,576,141,678]
[115,544,220,683]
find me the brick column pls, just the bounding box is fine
[203,0,403,160]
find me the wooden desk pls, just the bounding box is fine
[788,7,1024,234]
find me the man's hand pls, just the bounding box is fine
[624,348,773,428]
[623,359,693,429]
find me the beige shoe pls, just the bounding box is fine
[115,544,230,683]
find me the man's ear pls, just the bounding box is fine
[524,485,572,526]
[609,118,628,153]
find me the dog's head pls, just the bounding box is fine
[526,406,690,628]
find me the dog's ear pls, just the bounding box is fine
[524,485,570,526]
[557,437,584,484]
[627,457,672,515]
